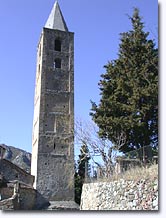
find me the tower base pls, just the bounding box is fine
[46,201,79,210]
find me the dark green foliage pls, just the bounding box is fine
[74,143,90,205]
[77,143,91,179]
[90,8,158,153]
[74,170,82,205]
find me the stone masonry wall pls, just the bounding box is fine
[80,178,158,210]
[0,185,49,210]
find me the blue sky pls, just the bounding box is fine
[0,0,158,153]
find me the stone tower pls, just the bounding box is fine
[31,1,75,203]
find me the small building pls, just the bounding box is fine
[0,146,48,210]
[0,159,34,186]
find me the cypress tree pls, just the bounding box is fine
[90,8,158,154]
[74,143,90,204]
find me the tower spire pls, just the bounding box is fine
[45,1,68,31]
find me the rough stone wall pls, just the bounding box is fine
[80,178,158,210]
[0,187,35,210]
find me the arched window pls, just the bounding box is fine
[54,39,61,51]
[53,59,61,69]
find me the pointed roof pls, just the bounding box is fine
[45,1,68,31]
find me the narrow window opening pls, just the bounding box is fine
[54,120,57,132]
[54,143,56,149]
[68,145,70,156]
[39,44,41,57]
[38,64,40,73]
[54,39,61,51]
[54,59,61,69]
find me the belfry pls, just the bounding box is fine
[31,1,75,206]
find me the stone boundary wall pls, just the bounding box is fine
[80,178,158,210]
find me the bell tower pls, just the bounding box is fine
[31,1,75,204]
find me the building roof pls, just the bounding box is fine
[45,1,68,31]
[0,159,33,177]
